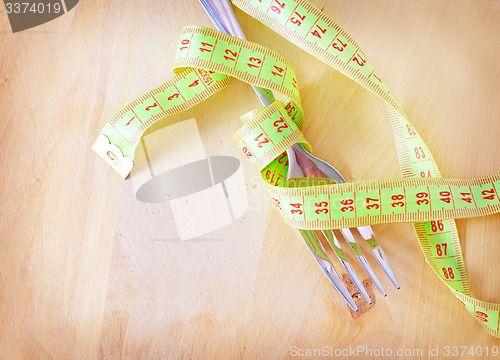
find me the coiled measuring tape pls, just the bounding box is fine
[92,0,500,337]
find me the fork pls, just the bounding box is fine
[198,0,399,311]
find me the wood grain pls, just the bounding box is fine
[0,0,499,359]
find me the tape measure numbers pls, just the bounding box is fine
[92,0,500,337]
[175,26,302,106]
[230,0,500,337]
[271,175,500,229]
[92,68,231,178]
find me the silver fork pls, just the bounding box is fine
[198,0,399,311]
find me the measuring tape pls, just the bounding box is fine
[229,0,500,337]
[272,175,500,229]
[92,67,231,178]
[92,0,500,337]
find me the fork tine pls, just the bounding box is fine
[298,230,358,311]
[356,226,400,289]
[339,228,387,296]
[290,145,399,290]
[321,230,372,304]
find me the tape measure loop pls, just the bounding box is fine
[92,67,231,178]
[174,25,302,107]
[234,99,312,172]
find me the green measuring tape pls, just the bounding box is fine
[93,0,500,337]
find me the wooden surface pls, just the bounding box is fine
[1,0,499,359]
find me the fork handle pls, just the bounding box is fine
[198,0,275,106]
[199,0,306,176]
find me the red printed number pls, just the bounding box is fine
[125,117,135,126]
[247,57,262,69]
[271,0,285,14]
[442,267,454,279]
[440,190,451,204]
[391,194,405,207]
[430,220,444,232]
[179,39,190,51]
[332,38,347,52]
[420,170,432,178]
[145,103,157,111]
[277,153,289,167]
[460,192,472,203]
[199,41,213,53]
[406,124,416,136]
[265,170,282,186]
[311,24,326,39]
[435,243,447,256]
[352,55,366,67]
[285,102,297,121]
[416,192,429,205]
[254,133,269,148]
[188,80,199,87]
[476,311,488,322]
[291,11,305,26]
[414,146,425,159]
[241,147,252,158]
[272,197,281,210]
[224,49,238,61]
[366,197,380,210]
[271,65,285,77]
[482,188,496,200]
[315,201,328,214]
[340,199,354,212]
[273,117,289,132]
[290,202,302,215]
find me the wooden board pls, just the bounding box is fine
[1,0,499,358]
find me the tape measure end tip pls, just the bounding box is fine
[92,135,134,179]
